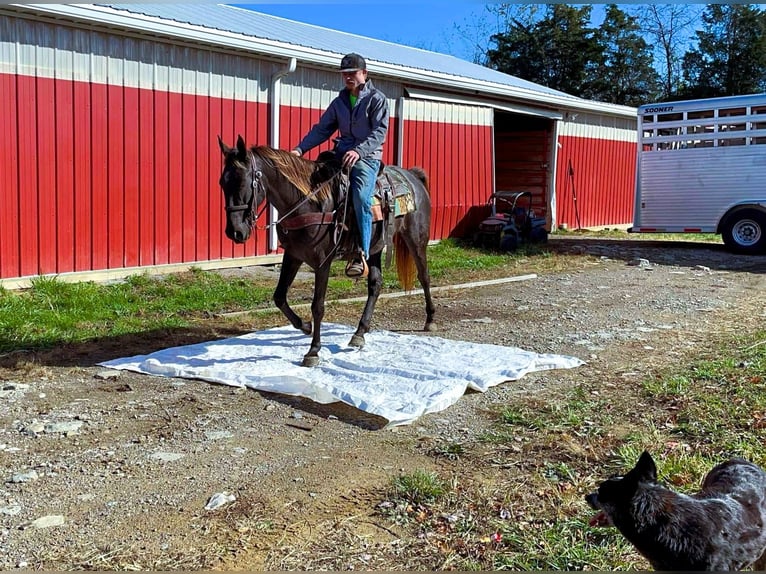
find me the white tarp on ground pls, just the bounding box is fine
[99,323,584,428]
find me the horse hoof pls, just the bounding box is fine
[302,355,320,368]
[424,322,436,332]
[348,334,365,348]
[300,322,312,335]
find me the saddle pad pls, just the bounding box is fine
[98,323,584,428]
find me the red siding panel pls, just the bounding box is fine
[37,76,57,275]
[207,94,223,261]
[0,73,20,278]
[17,75,38,277]
[73,81,92,272]
[123,86,140,267]
[181,93,196,262]
[167,91,184,264]
[107,84,125,269]
[401,112,494,241]
[139,88,155,266]
[153,89,170,266]
[55,78,75,273]
[248,100,267,256]
[556,135,635,229]
[195,94,210,262]
[90,82,108,271]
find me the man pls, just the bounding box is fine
[290,53,389,278]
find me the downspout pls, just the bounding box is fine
[268,57,297,252]
[396,96,405,166]
[549,119,562,231]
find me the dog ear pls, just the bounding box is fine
[635,450,658,482]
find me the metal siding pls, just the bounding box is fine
[124,85,140,268]
[556,135,636,228]
[153,87,170,265]
[36,27,57,274]
[55,28,75,273]
[638,147,766,228]
[0,71,19,278]
[55,76,75,273]
[73,77,92,272]
[17,74,38,277]
[180,92,196,262]
[167,90,184,263]
[401,99,493,240]
[0,11,633,282]
[0,17,288,281]
[91,80,109,271]
[195,55,210,263]
[0,16,17,277]
[207,66,223,262]
[137,40,154,267]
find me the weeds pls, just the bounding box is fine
[374,329,766,570]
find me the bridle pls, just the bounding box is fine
[224,153,267,229]
[224,151,345,231]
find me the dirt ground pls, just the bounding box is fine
[0,236,764,570]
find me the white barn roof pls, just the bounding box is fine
[15,3,636,118]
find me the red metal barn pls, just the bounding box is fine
[0,4,637,287]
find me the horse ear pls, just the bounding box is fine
[236,134,247,156]
[218,135,232,156]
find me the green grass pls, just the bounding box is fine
[390,469,448,505]
[377,328,766,570]
[0,270,275,352]
[0,239,553,354]
[1,230,724,354]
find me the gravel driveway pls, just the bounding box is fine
[0,236,763,569]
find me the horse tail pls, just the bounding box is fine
[393,233,417,292]
[393,166,428,291]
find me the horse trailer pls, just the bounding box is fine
[631,93,766,254]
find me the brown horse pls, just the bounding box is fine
[218,135,435,367]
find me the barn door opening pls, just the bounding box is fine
[493,112,554,221]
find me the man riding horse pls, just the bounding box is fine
[290,52,387,279]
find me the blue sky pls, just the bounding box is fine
[237,2,497,61]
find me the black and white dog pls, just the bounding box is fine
[586,451,766,571]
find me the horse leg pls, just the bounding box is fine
[302,264,331,367]
[273,253,312,335]
[349,251,383,348]
[405,234,436,331]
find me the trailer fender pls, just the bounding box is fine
[718,204,766,255]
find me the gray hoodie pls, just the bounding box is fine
[295,80,389,161]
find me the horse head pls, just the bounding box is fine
[218,135,267,243]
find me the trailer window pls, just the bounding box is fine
[719,106,746,118]
[754,120,766,144]
[688,110,714,120]
[641,99,766,150]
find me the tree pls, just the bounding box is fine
[680,4,766,98]
[592,5,659,105]
[451,4,543,65]
[486,4,601,97]
[630,4,701,101]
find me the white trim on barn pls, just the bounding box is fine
[406,87,564,121]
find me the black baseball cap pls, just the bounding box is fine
[340,53,366,72]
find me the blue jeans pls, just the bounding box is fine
[349,157,380,258]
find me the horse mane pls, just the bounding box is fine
[251,146,335,203]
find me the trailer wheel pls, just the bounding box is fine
[721,208,766,254]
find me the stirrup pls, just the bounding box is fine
[345,256,368,278]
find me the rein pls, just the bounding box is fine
[245,152,345,232]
